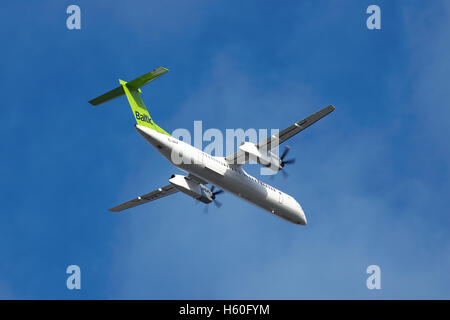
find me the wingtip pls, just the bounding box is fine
[156,67,169,73]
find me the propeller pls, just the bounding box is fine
[195,185,224,213]
[210,185,224,208]
[279,145,296,177]
[268,145,296,179]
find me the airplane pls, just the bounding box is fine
[89,67,335,225]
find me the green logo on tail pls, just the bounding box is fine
[135,111,153,125]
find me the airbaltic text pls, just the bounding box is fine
[135,111,153,124]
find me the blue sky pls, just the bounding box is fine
[1,0,449,299]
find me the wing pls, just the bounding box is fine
[225,105,335,164]
[258,104,335,151]
[109,184,179,212]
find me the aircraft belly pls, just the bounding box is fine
[157,148,302,224]
[187,167,272,210]
[203,171,299,223]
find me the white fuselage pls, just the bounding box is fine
[136,125,307,225]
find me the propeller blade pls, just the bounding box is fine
[281,170,289,178]
[209,185,223,206]
[280,146,290,160]
[283,158,296,165]
[214,199,222,208]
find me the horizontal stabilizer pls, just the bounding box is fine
[126,67,168,89]
[88,67,168,106]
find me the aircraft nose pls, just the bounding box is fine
[300,210,307,225]
[298,205,307,225]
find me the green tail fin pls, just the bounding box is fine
[89,67,171,136]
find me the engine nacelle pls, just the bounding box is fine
[238,142,282,172]
[169,174,213,204]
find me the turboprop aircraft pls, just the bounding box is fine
[89,67,335,225]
